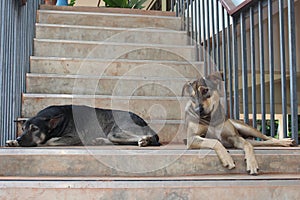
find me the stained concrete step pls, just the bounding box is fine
[1,175,300,200]
[30,57,203,78]
[37,10,182,30]
[0,147,299,177]
[22,94,188,121]
[36,24,190,45]
[26,74,189,96]
[33,39,197,61]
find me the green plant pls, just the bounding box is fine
[69,0,76,6]
[103,0,147,9]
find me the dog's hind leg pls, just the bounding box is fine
[229,119,295,147]
[107,131,157,147]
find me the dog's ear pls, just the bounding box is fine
[206,71,224,82]
[48,114,64,129]
[182,81,195,97]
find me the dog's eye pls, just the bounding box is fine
[201,88,209,95]
[29,124,39,131]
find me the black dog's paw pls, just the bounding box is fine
[138,136,152,147]
[5,140,19,147]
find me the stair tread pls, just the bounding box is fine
[34,38,194,48]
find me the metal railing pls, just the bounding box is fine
[175,0,298,144]
[0,0,43,146]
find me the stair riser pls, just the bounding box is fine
[34,40,196,61]
[30,58,203,78]
[26,76,188,97]
[22,95,188,120]
[1,185,299,200]
[1,149,299,176]
[37,11,182,30]
[36,25,189,45]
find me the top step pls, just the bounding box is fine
[40,5,176,17]
[37,8,182,30]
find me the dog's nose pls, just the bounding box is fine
[16,137,21,142]
[195,105,204,114]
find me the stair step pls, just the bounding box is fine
[26,74,189,96]
[1,147,299,177]
[36,24,190,45]
[39,5,176,17]
[33,39,196,61]
[30,57,203,78]
[22,94,188,120]
[1,174,299,200]
[37,10,181,30]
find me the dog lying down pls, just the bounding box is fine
[6,105,160,147]
[182,72,295,175]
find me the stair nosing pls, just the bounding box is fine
[30,56,203,65]
[35,23,186,34]
[34,38,195,49]
[23,93,190,100]
[26,73,195,81]
[38,10,181,20]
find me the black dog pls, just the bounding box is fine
[6,105,160,147]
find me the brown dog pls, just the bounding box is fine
[182,72,295,175]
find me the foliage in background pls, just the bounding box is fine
[103,0,147,9]
[69,0,76,6]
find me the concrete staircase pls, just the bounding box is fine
[1,6,300,199]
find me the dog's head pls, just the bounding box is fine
[17,115,63,147]
[182,72,224,116]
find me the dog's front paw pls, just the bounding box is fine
[219,153,236,170]
[6,140,19,147]
[245,156,259,175]
[138,136,151,147]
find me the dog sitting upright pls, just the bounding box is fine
[182,72,295,175]
[6,105,160,147]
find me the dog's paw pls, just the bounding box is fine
[245,156,259,175]
[5,140,19,147]
[138,136,151,147]
[272,138,296,147]
[219,153,236,170]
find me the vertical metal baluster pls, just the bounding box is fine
[268,0,275,137]
[250,6,257,128]
[227,13,233,118]
[171,0,174,12]
[279,0,287,138]
[241,11,249,124]
[221,7,227,116]
[190,0,194,45]
[211,0,216,67]
[216,1,220,71]
[258,0,266,134]
[287,0,298,144]
[186,0,190,37]
[197,0,202,62]
[202,0,207,75]
[232,18,239,120]
[206,0,211,73]
[194,0,199,60]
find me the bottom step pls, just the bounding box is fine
[1,175,300,200]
